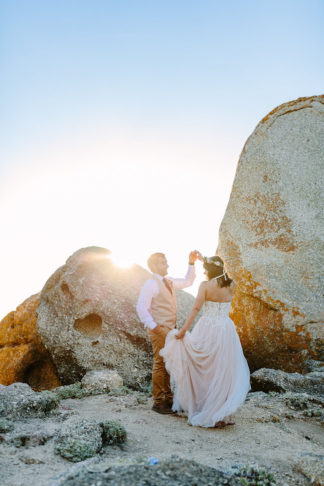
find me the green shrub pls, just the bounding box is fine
[52,383,85,400]
[101,420,127,445]
[0,418,14,433]
[108,386,132,396]
[236,466,276,485]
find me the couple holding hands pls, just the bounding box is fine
[136,250,250,428]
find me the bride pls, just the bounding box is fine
[160,255,250,428]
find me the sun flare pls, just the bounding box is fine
[110,252,135,269]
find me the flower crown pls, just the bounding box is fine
[203,257,223,267]
[203,256,228,280]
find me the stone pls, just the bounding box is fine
[54,417,126,463]
[81,369,123,393]
[37,247,195,388]
[54,418,103,462]
[218,95,324,372]
[49,456,276,486]
[251,367,324,396]
[0,294,60,390]
[0,383,59,419]
[5,430,51,448]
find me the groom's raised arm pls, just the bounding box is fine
[170,251,197,290]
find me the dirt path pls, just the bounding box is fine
[1,391,323,485]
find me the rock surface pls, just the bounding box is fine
[54,417,127,462]
[37,247,195,388]
[218,95,324,372]
[54,418,104,462]
[0,294,60,390]
[0,383,59,419]
[50,457,260,486]
[251,367,324,396]
[81,369,123,393]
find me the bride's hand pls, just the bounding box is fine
[175,328,186,340]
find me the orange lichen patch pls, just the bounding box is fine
[230,289,315,373]
[226,239,244,267]
[231,268,265,301]
[292,308,302,317]
[0,296,41,347]
[218,238,244,282]
[0,294,60,391]
[244,192,296,252]
[259,95,324,126]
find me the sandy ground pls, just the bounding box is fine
[1,391,323,486]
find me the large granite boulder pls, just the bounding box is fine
[218,95,324,373]
[37,247,195,388]
[0,294,60,390]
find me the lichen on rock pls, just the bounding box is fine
[0,294,60,390]
[54,417,127,462]
[218,95,324,372]
[37,246,195,389]
[54,418,103,462]
[0,383,59,419]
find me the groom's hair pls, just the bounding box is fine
[147,252,165,272]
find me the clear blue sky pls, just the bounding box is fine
[0,0,323,316]
[2,0,323,163]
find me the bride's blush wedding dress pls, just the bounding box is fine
[160,301,250,427]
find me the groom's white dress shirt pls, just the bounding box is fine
[136,265,195,330]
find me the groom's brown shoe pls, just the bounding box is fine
[165,399,174,409]
[152,402,175,414]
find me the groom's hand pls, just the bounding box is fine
[189,250,199,265]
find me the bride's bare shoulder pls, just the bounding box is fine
[197,280,208,294]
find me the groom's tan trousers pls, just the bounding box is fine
[147,276,177,405]
[147,325,173,405]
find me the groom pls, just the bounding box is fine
[136,251,198,414]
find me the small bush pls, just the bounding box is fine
[285,393,309,410]
[0,418,14,433]
[303,408,322,417]
[108,386,132,397]
[39,391,60,412]
[52,383,86,400]
[101,420,127,445]
[236,466,276,485]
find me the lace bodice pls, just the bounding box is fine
[202,301,232,319]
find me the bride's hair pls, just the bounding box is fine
[203,256,232,288]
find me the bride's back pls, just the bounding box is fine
[204,279,234,303]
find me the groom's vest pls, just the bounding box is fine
[149,276,177,330]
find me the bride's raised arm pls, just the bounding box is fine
[176,282,206,339]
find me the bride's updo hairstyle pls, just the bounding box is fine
[203,256,232,288]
